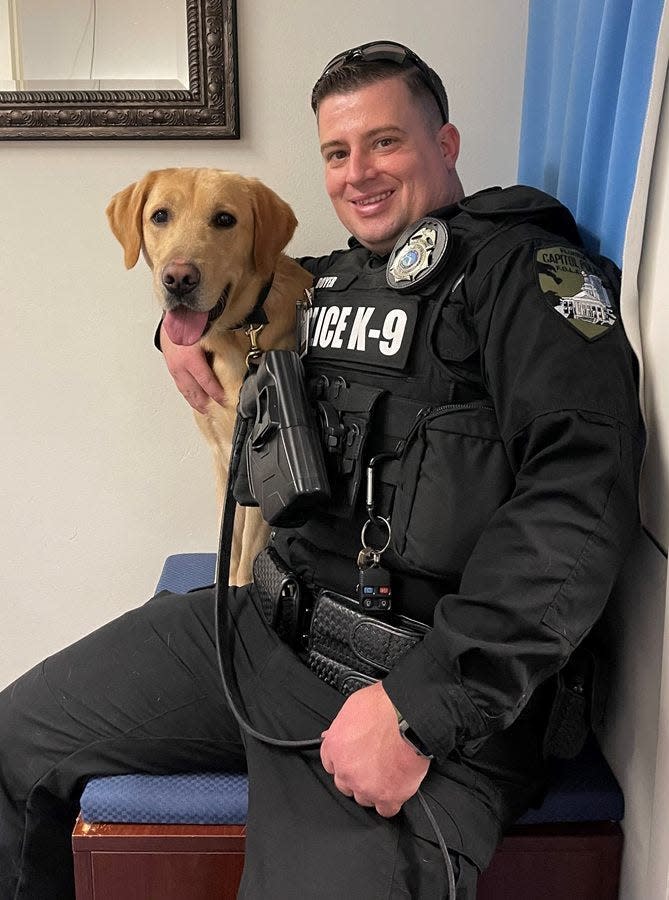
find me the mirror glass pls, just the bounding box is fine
[0,0,189,92]
[0,0,238,140]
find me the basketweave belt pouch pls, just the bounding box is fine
[252,546,301,644]
[306,589,430,695]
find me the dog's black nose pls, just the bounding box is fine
[162,262,201,297]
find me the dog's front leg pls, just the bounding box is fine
[234,507,271,586]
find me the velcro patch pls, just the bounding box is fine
[536,246,617,341]
[307,297,417,369]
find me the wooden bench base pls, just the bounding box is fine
[477,822,623,899]
[72,819,246,900]
[72,817,622,899]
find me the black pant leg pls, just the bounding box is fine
[0,587,247,900]
[1,580,489,900]
[235,640,483,900]
[391,828,479,899]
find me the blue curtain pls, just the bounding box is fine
[519,0,665,264]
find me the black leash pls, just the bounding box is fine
[214,411,321,750]
[213,388,456,899]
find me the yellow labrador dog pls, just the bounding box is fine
[106,167,312,584]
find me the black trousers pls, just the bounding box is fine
[0,585,485,899]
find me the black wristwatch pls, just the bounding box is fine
[394,707,434,759]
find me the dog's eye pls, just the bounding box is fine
[213,212,236,228]
[151,209,169,224]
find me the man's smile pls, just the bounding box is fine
[351,189,394,207]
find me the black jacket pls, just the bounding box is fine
[285,184,644,763]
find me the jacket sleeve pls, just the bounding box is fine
[294,251,349,278]
[383,238,644,760]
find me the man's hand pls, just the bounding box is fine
[160,323,226,413]
[320,681,430,817]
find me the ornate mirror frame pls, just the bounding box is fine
[0,0,238,140]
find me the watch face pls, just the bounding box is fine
[398,719,433,759]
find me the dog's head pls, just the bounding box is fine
[106,167,299,346]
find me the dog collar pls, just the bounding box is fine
[240,277,274,329]
[239,277,274,367]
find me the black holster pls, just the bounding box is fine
[234,351,330,527]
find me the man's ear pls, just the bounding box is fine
[249,180,299,280]
[106,173,157,269]
[438,123,461,170]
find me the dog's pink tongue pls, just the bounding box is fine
[163,307,209,346]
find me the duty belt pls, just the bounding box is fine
[252,547,430,695]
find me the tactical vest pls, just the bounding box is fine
[273,211,522,614]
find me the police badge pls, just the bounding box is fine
[386,217,450,291]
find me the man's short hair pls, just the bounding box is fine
[311,53,448,132]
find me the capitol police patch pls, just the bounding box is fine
[536,246,617,341]
[386,217,450,291]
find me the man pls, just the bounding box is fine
[0,41,643,899]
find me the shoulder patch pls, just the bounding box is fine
[536,245,617,341]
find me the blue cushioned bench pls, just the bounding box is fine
[73,554,625,900]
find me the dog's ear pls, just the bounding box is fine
[250,180,299,280]
[106,175,156,269]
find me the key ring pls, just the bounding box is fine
[360,515,391,555]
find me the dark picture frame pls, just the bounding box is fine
[0,0,239,140]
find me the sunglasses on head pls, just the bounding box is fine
[315,40,449,125]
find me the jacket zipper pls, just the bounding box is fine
[395,400,494,456]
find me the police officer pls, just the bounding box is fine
[0,41,643,899]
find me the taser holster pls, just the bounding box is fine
[234,350,330,527]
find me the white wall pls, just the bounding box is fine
[600,55,669,900]
[639,63,669,900]
[0,0,529,689]
[638,77,669,556]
